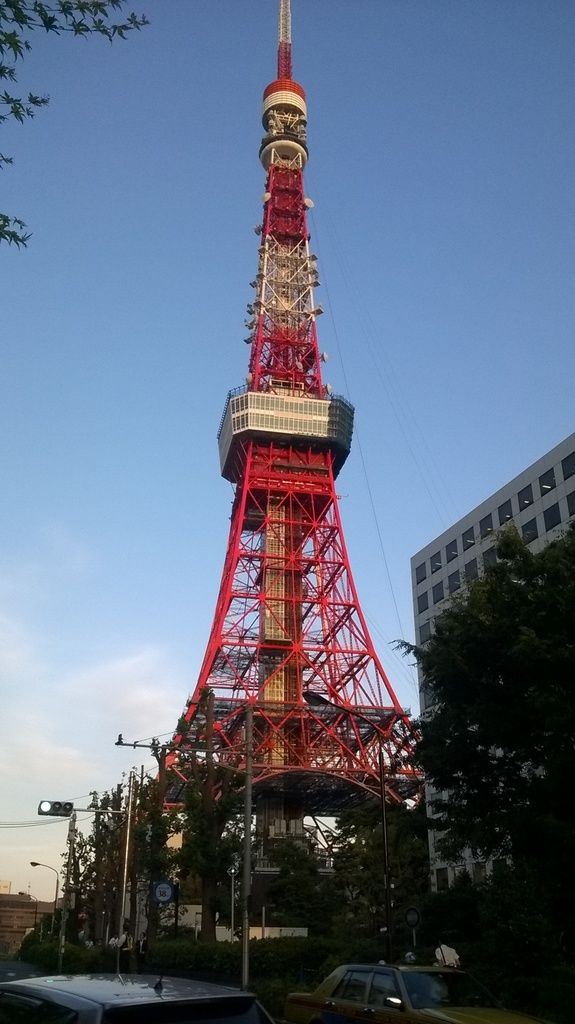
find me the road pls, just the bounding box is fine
[0,960,44,982]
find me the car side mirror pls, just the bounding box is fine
[384,996,404,1010]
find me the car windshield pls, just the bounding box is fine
[103,996,270,1024]
[402,971,499,1010]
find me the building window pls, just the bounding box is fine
[430,551,442,573]
[539,467,556,496]
[479,513,493,539]
[445,539,458,563]
[419,621,432,643]
[543,502,561,532]
[435,867,449,891]
[432,581,444,604]
[561,451,575,482]
[465,558,478,580]
[417,592,429,614]
[518,483,533,509]
[522,518,538,544]
[462,527,475,550]
[568,491,575,517]
[448,570,460,594]
[498,498,513,525]
[483,547,497,569]
[415,562,426,584]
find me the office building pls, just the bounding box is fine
[410,431,575,889]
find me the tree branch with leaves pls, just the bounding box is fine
[1,0,148,245]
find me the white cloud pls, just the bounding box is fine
[0,604,187,898]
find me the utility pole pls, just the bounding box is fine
[58,811,76,972]
[241,703,253,991]
[116,770,135,973]
[378,744,393,962]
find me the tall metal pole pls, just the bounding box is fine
[58,811,77,972]
[241,704,253,990]
[230,867,235,940]
[378,743,393,962]
[116,771,135,973]
[52,874,60,938]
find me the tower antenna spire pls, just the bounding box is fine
[278,0,292,78]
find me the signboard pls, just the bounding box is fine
[405,906,421,929]
[151,880,176,905]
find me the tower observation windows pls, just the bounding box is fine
[218,387,354,481]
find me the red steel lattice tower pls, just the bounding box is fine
[168,1,419,836]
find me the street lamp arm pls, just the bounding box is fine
[30,861,60,937]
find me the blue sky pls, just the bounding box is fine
[1,0,573,899]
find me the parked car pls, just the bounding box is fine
[0,973,274,1023]
[283,962,551,1024]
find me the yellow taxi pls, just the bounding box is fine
[283,963,551,1024]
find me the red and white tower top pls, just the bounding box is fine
[260,0,308,169]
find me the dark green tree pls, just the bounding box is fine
[265,841,340,934]
[406,524,575,919]
[1,0,148,245]
[331,800,429,946]
[176,689,244,943]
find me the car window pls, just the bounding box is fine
[367,972,401,1008]
[331,970,371,1004]
[402,971,499,1009]
[103,996,272,1024]
[0,992,77,1022]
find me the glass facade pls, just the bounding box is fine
[465,558,478,580]
[498,498,513,525]
[479,513,493,538]
[518,483,533,509]
[562,451,575,481]
[483,547,497,568]
[448,570,460,593]
[522,517,538,543]
[539,467,556,496]
[446,539,458,562]
[430,551,442,573]
[543,502,561,531]
[462,527,475,550]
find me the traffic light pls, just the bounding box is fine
[37,800,74,817]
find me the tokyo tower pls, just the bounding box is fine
[168,1,419,844]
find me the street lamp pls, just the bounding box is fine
[18,892,38,932]
[302,690,393,962]
[30,862,60,936]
